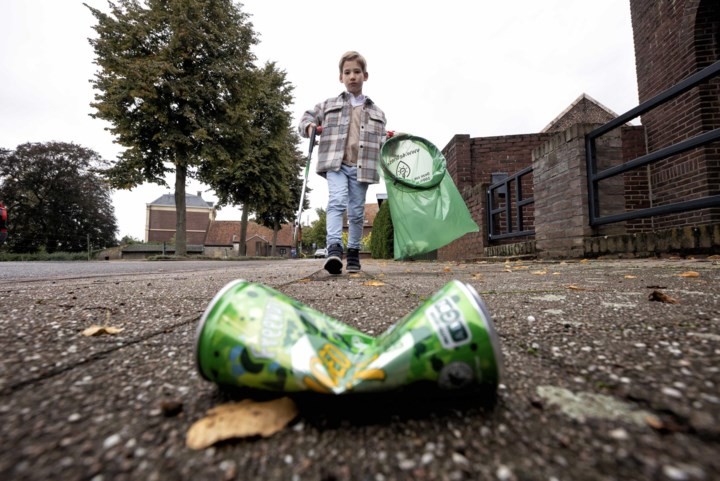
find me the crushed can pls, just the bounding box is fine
[195,279,502,395]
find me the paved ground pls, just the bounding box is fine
[0,257,718,481]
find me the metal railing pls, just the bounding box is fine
[586,60,720,226]
[487,165,534,241]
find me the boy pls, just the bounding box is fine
[298,51,387,274]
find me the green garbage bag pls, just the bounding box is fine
[380,134,479,259]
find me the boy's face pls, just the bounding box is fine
[340,59,368,96]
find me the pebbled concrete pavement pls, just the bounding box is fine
[0,257,718,481]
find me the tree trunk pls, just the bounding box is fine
[175,162,187,256]
[239,205,248,256]
[271,218,279,257]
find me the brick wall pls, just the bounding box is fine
[439,132,554,260]
[621,125,653,232]
[630,0,720,227]
[147,208,210,244]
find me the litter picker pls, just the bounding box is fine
[293,126,320,253]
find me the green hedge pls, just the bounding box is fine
[370,201,394,259]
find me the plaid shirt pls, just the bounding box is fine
[298,92,387,183]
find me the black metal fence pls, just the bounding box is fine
[486,165,535,241]
[586,60,720,227]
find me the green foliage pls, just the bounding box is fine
[370,201,394,259]
[0,142,118,254]
[233,64,308,252]
[301,208,326,250]
[0,250,95,261]
[86,0,259,255]
[119,234,142,245]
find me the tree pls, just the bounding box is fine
[370,201,394,259]
[86,0,258,255]
[301,208,327,251]
[0,142,118,253]
[201,63,305,255]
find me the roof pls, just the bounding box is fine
[204,220,293,247]
[541,93,622,133]
[148,193,213,209]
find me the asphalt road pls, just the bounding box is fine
[1,257,718,480]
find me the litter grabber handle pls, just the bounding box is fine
[293,125,321,249]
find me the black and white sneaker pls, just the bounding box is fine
[346,248,361,272]
[324,243,344,275]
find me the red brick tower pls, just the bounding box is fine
[630,0,720,226]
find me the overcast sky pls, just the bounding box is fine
[0,0,639,241]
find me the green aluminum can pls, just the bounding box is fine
[195,279,502,394]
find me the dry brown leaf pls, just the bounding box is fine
[504,269,513,273]
[186,397,298,450]
[624,275,637,279]
[297,278,311,283]
[514,265,530,270]
[648,290,679,304]
[566,285,587,291]
[552,272,561,275]
[532,270,547,275]
[645,414,664,430]
[580,259,590,264]
[708,255,720,260]
[363,280,385,287]
[678,271,700,278]
[82,325,123,337]
[443,267,452,272]
[471,273,483,279]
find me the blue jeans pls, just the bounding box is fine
[326,164,369,250]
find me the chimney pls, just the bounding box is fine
[197,191,202,198]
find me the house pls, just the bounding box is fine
[204,220,294,258]
[145,192,215,244]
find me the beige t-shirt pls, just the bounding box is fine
[343,105,362,166]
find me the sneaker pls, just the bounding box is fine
[324,243,343,275]
[346,248,361,272]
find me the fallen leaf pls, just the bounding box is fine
[580,259,590,264]
[297,278,311,283]
[648,290,679,304]
[645,414,664,430]
[566,285,587,291]
[552,272,561,275]
[82,325,123,337]
[471,273,483,279]
[514,265,530,270]
[186,397,298,450]
[678,271,700,278]
[363,280,385,287]
[443,267,452,272]
[624,275,637,279]
[532,270,547,275]
[504,269,513,273]
[708,255,720,260]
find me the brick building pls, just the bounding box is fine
[145,192,214,244]
[438,94,621,260]
[204,220,294,258]
[437,0,719,260]
[630,0,720,228]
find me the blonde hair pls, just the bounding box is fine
[339,51,367,73]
